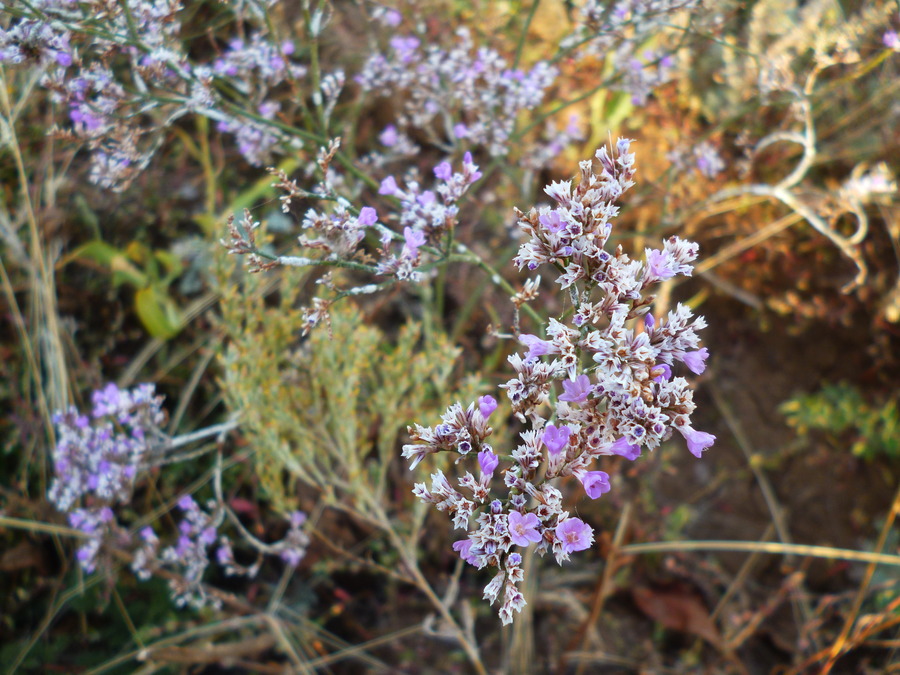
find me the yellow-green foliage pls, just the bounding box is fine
[217,265,483,520]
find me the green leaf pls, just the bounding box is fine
[134,286,183,339]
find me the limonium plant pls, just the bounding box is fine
[403,139,715,625]
[48,383,309,609]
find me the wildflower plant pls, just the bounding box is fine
[403,139,715,624]
[47,382,309,610]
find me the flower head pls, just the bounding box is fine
[677,423,716,458]
[682,348,709,375]
[555,518,593,555]
[542,424,570,455]
[582,471,611,499]
[508,511,542,547]
[478,449,499,475]
[478,395,498,419]
[559,374,591,403]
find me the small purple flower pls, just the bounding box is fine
[478,394,498,419]
[453,538,478,565]
[434,161,453,181]
[402,226,425,258]
[539,209,565,233]
[884,30,900,50]
[177,495,196,511]
[559,375,591,403]
[379,124,398,147]
[652,363,672,383]
[379,175,399,196]
[644,314,655,330]
[582,471,611,499]
[678,424,716,458]
[647,249,676,280]
[508,511,542,547]
[357,206,378,226]
[519,334,554,359]
[453,123,468,138]
[555,518,593,554]
[609,437,641,460]
[478,449,498,475]
[290,511,307,528]
[462,152,482,183]
[682,348,709,375]
[542,424,570,455]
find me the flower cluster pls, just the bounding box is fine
[49,383,165,513]
[49,384,309,610]
[563,0,699,104]
[404,141,715,624]
[357,28,557,157]
[375,152,482,281]
[2,1,309,187]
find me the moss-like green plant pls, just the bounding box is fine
[780,383,900,460]
[217,263,483,524]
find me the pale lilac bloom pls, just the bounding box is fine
[453,123,469,138]
[559,374,591,403]
[682,348,709,375]
[539,209,565,233]
[555,518,593,554]
[508,511,542,547]
[434,161,453,181]
[519,334,555,359]
[379,175,399,196]
[402,226,425,258]
[652,363,672,383]
[177,494,196,511]
[582,471,611,499]
[478,449,498,475]
[677,424,716,458]
[357,206,378,226]
[453,538,478,565]
[646,248,676,280]
[462,152,482,182]
[379,125,398,146]
[644,314,655,330]
[478,395,498,419]
[609,436,641,460]
[885,31,900,50]
[542,424,570,455]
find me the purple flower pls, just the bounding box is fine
[652,363,672,383]
[678,424,716,458]
[177,495,196,511]
[582,471,611,499]
[478,449,498,475]
[453,123,468,138]
[542,424,570,455]
[884,30,900,50]
[647,249,676,280]
[555,518,593,554]
[609,437,641,460]
[402,226,425,257]
[357,206,378,226]
[519,334,555,359]
[452,538,478,565]
[508,511,542,547]
[290,511,307,528]
[539,209,565,233]
[559,375,591,403]
[379,175,399,196]
[682,348,709,375]
[478,394,498,419]
[434,161,453,181]
[462,152,482,183]
[379,124,398,147]
[644,314,655,330]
